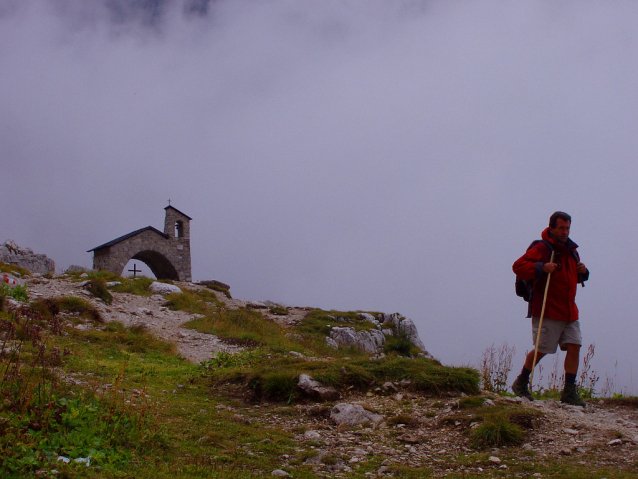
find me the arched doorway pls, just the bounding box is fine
[130,250,179,281]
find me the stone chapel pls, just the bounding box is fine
[88,206,192,281]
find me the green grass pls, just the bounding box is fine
[0,261,31,277]
[203,354,480,403]
[29,296,103,322]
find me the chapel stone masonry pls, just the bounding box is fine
[88,206,192,281]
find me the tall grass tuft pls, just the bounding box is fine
[87,278,113,304]
[471,414,524,448]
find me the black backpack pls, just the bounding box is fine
[515,240,553,318]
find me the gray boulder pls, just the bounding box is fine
[0,240,55,275]
[330,403,383,426]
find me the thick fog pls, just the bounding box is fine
[2,1,637,394]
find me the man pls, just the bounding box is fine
[511,211,590,406]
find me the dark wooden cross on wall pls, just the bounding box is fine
[128,264,142,277]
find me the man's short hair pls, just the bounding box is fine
[549,211,572,228]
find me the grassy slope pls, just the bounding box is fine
[0,268,636,478]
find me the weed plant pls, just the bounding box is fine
[0,305,151,476]
[1,283,29,303]
[478,342,515,393]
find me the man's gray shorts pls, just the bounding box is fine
[531,317,582,354]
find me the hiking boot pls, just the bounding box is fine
[561,383,586,407]
[512,376,534,401]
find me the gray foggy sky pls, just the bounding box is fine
[2,1,637,393]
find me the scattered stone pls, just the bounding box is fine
[607,439,623,446]
[564,428,579,436]
[397,434,421,444]
[488,456,501,464]
[337,423,351,433]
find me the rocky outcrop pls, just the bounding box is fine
[329,327,386,354]
[0,240,55,275]
[326,312,430,357]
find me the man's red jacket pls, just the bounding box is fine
[513,228,589,322]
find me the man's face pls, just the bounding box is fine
[550,218,570,244]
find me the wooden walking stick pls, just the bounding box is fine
[529,250,555,391]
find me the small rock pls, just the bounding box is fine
[149,282,182,295]
[488,456,501,464]
[564,428,579,436]
[607,439,623,446]
[560,448,572,456]
[271,470,290,477]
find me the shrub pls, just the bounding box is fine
[1,283,29,303]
